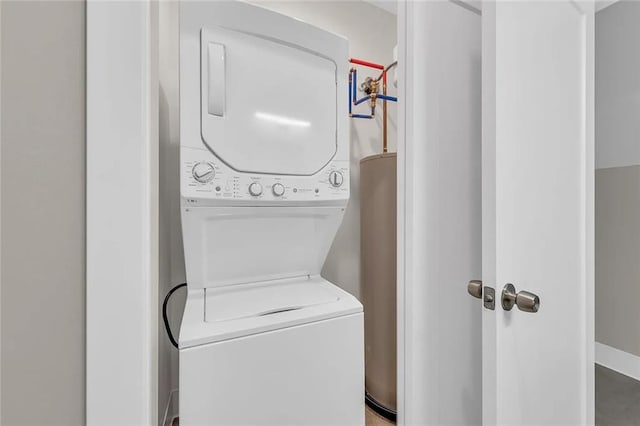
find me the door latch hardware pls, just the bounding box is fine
[501,283,540,313]
[484,287,495,310]
[468,280,495,310]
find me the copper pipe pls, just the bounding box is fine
[375,61,398,82]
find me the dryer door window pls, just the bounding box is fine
[201,27,338,176]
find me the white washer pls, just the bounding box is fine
[178,2,364,425]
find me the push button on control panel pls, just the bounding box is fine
[272,183,285,197]
[248,182,263,196]
[329,171,344,187]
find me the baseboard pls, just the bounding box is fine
[595,342,640,381]
[162,389,179,426]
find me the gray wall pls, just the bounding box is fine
[1,1,86,424]
[595,166,640,357]
[595,1,640,357]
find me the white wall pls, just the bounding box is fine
[595,0,640,169]
[251,1,398,300]
[1,1,85,424]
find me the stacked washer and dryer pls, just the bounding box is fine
[177,2,364,425]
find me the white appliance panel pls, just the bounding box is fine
[205,279,339,322]
[180,313,365,426]
[179,276,363,347]
[179,275,362,350]
[201,27,337,175]
[181,206,344,289]
[181,147,349,205]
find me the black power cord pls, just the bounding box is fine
[163,283,187,349]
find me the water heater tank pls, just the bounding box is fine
[360,152,397,417]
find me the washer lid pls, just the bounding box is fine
[205,278,340,323]
[179,276,362,348]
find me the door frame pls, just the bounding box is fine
[396,1,408,422]
[86,2,159,425]
[397,1,483,424]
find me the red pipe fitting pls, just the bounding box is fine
[349,57,384,70]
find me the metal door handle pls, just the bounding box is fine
[467,280,482,299]
[501,283,540,313]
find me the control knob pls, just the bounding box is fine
[248,182,263,196]
[192,162,215,183]
[272,183,285,197]
[329,171,344,187]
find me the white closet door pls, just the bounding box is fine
[482,1,595,424]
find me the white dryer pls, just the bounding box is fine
[178,2,364,425]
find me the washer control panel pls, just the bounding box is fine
[181,148,348,203]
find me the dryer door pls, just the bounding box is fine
[200,27,338,176]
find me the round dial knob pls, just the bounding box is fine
[248,182,263,196]
[192,162,215,183]
[329,171,344,187]
[272,183,285,197]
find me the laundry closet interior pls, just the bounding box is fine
[83,0,640,424]
[158,1,402,424]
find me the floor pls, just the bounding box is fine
[596,364,640,425]
[172,407,394,426]
[171,369,640,426]
[365,406,395,426]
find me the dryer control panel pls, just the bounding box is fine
[181,147,348,204]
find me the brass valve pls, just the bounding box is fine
[360,77,379,96]
[363,77,380,109]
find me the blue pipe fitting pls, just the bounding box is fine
[349,72,353,115]
[352,69,357,104]
[377,94,398,102]
[355,95,370,106]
